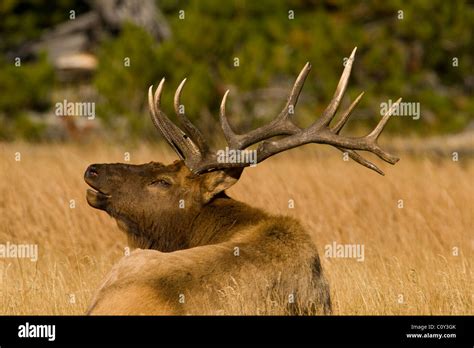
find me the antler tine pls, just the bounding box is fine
[313,47,357,130]
[219,90,240,148]
[337,148,385,175]
[222,62,311,150]
[148,79,202,165]
[331,91,365,134]
[174,78,209,153]
[279,62,312,121]
[148,80,182,158]
[368,97,402,141]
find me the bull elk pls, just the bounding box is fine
[84,48,400,314]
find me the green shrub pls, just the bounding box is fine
[0,53,54,140]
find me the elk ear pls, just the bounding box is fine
[200,168,242,203]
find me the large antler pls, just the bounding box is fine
[149,47,400,175]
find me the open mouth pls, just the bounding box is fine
[85,183,111,210]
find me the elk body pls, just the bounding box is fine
[84,48,400,315]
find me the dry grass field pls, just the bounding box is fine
[0,141,472,315]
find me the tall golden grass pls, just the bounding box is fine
[0,141,471,315]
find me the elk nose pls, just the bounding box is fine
[85,164,99,179]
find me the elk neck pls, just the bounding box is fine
[123,194,269,252]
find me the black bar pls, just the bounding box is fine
[0,315,472,346]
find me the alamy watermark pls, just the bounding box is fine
[217,147,257,166]
[324,242,365,262]
[55,99,95,120]
[380,99,420,120]
[0,242,38,262]
[18,322,55,341]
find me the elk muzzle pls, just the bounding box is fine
[84,164,111,211]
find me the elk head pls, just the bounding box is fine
[85,47,400,250]
[84,160,242,250]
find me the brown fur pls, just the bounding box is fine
[84,160,331,315]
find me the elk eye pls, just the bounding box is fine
[150,179,171,188]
